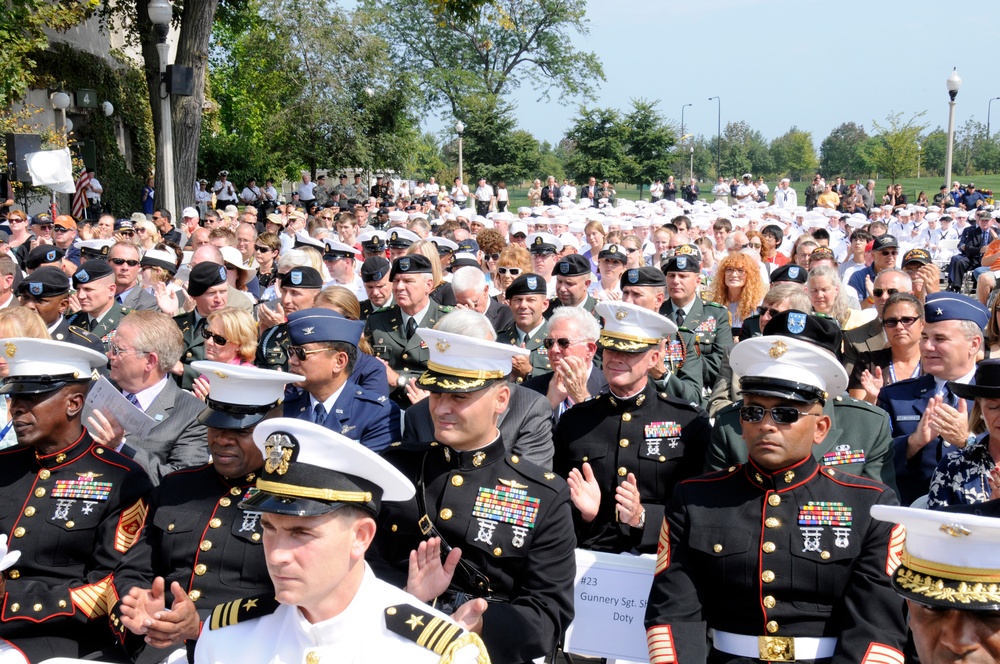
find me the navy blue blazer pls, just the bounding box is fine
[877,373,973,506]
[283,380,401,452]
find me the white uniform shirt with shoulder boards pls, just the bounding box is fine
[194,564,484,664]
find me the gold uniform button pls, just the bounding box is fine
[713,544,723,553]
[230,487,241,496]
[821,551,831,560]
[34,488,45,498]
[219,497,232,507]
[766,620,779,633]
[511,455,519,464]
[768,494,781,507]
[189,590,201,602]
[306,651,320,664]
[582,456,589,462]
[58,600,67,608]
[200,540,212,552]
[8,570,19,579]
[618,467,628,477]
[33,604,42,612]
[440,509,453,520]
[386,607,397,616]
[194,564,207,576]
[209,518,222,529]
[493,547,502,556]
[251,533,261,541]
[622,413,632,422]
[55,454,66,463]
[762,542,776,554]
[167,524,175,531]
[619,439,629,448]
[763,595,776,609]
[765,517,779,528]
[38,469,50,480]
[13,527,25,538]
[390,524,398,532]
[96,448,104,455]
[658,456,666,462]
[23,507,35,517]
[66,521,75,528]
[451,475,464,487]
[728,466,737,472]
[10,604,18,613]
[762,570,775,583]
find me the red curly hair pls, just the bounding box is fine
[709,251,767,324]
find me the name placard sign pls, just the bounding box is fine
[563,549,655,662]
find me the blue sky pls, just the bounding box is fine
[422,0,997,147]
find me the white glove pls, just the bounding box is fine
[0,534,20,571]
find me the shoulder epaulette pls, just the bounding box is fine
[703,300,726,310]
[438,305,454,313]
[208,594,279,630]
[656,389,705,412]
[385,603,487,661]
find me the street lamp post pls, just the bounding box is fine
[455,121,465,184]
[689,146,694,183]
[708,96,721,177]
[917,142,921,179]
[49,91,72,217]
[989,97,1000,139]
[944,68,962,194]
[148,0,176,220]
[680,103,692,143]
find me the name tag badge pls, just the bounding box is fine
[898,415,921,422]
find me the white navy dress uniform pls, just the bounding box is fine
[193,419,490,664]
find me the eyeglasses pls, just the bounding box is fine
[486,253,501,261]
[119,230,135,237]
[284,345,332,362]
[497,267,522,276]
[879,250,899,256]
[8,218,25,224]
[110,258,140,267]
[109,343,149,357]
[542,337,587,350]
[625,247,639,254]
[883,316,921,328]
[749,243,762,249]
[135,227,148,234]
[757,306,784,318]
[35,225,52,232]
[740,405,821,425]
[872,288,898,298]
[724,267,746,275]
[735,243,749,250]
[200,327,229,345]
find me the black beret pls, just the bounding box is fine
[762,309,842,357]
[17,266,70,298]
[73,259,114,286]
[769,263,807,284]
[360,257,390,283]
[551,254,591,277]
[389,254,433,280]
[620,266,666,289]
[25,245,64,271]
[505,273,548,300]
[661,247,701,274]
[188,262,228,297]
[279,266,323,289]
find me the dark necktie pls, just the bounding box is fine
[985,231,991,245]
[312,403,326,425]
[405,317,417,340]
[674,308,685,328]
[117,294,125,304]
[125,392,141,410]
[89,317,97,332]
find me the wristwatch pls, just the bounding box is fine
[637,508,646,529]
[396,375,408,389]
[965,433,977,447]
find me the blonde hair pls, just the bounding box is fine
[406,240,445,288]
[0,308,50,339]
[206,307,258,363]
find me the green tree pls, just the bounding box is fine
[0,0,95,107]
[406,133,449,183]
[362,0,603,118]
[622,99,675,197]
[862,112,928,182]
[719,121,770,178]
[564,107,628,184]
[537,141,566,182]
[819,122,869,178]
[769,127,818,181]
[457,95,539,184]
[919,129,947,178]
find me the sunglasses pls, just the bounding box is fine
[254,245,274,252]
[883,316,921,328]
[110,258,140,267]
[35,225,53,232]
[740,405,821,425]
[542,337,586,350]
[118,231,135,237]
[749,243,762,249]
[757,306,784,318]
[625,247,639,254]
[879,250,899,256]
[497,267,522,276]
[284,345,332,362]
[200,327,229,345]
[135,227,148,234]
[486,253,501,261]
[53,226,71,233]
[872,288,898,298]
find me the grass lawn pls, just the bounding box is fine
[500,175,1000,211]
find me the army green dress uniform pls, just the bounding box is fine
[65,259,132,352]
[373,328,576,664]
[0,339,152,662]
[359,256,392,321]
[645,323,906,664]
[495,273,553,382]
[109,363,304,660]
[174,263,230,390]
[364,256,451,407]
[554,300,711,554]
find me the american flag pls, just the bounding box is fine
[71,169,91,219]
